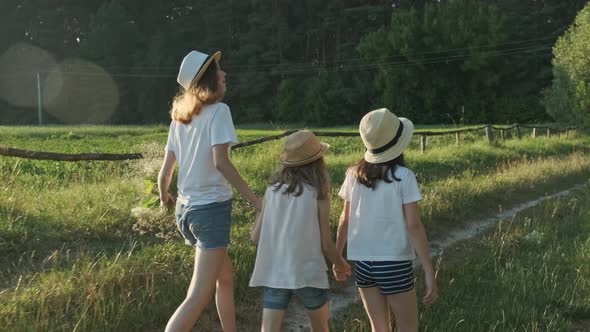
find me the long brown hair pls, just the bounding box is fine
[270,158,331,200]
[354,154,406,189]
[170,61,224,124]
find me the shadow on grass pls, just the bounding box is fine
[0,204,166,288]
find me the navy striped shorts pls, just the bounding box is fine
[354,260,414,295]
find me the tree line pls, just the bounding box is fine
[0,0,587,126]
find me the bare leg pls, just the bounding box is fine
[386,288,419,332]
[261,309,285,332]
[165,247,226,332]
[358,287,391,332]
[216,253,236,332]
[306,303,330,332]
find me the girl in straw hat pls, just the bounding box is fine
[158,50,261,332]
[249,130,351,332]
[335,108,438,332]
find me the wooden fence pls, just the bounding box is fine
[0,124,578,161]
[413,124,576,153]
[232,124,577,154]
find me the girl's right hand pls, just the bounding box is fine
[160,192,175,207]
[423,272,438,305]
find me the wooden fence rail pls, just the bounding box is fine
[0,146,143,161]
[0,124,578,161]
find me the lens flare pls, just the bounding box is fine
[45,58,119,124]
[0,43,57,107]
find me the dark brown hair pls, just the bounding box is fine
[270,158,331,200]
[170,61,224,124]
[353,154,406,189]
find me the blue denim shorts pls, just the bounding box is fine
[175,199,232,249]
[263,287,328,311]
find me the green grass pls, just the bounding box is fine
[0,126,588,331]
[333,186,590,331]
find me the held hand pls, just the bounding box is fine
[332,260,351,282]
[332,265,351,281]
[423,272,438,305]
[331,265,345,281]
[160,192,176,208]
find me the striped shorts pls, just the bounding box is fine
[354,260,414,295]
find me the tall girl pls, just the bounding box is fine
[158,50,261,332]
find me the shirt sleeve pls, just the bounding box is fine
[338,168,354,201]
[210,104,239,147]
[164,120,177,153]
[401,169,422,204]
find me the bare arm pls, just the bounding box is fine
[317,198,350,279]
[213,143,261,210]
[335,201,350,255]
[158,150,176,207]
[250,197,266,243]
[403,201,438,305]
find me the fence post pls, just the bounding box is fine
[420,135,427,154]
[37,72,43,126]
[532,127,537,138]
[546,128,550,138]
[516,124,521,139]
[485,125,493,143]
[500,129,505,142]
[455,132,460,146]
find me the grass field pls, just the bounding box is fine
[0,126,589,331]
[333,184,590,331]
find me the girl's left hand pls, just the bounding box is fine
[423,272,438,305]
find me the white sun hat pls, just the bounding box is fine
[177,50,221,90]
[360,108,414,164]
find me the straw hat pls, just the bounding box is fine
[360,108,414,164]
[279,130,330,167]
[177,50,222,90]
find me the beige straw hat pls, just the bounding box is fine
[279,130,330,167]
[177,50,222,90]
[360,108,414,163]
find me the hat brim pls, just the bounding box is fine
[190,51,222,88]
[364,118,413,163]
[279,143,330,167]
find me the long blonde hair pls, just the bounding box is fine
[170,61,224,124]
[270,158,331,200]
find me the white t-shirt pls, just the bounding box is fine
[338,166,422,261]
[249,184,329,289]
[165,102,238,206]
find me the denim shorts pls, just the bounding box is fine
[263,287,328,311]
[354,260,414,295]
[175,199,232,249]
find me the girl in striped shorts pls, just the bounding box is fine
[335,108,438,332]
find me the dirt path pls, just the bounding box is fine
[281,182,589,332]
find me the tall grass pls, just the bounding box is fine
[0,127,588,331]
